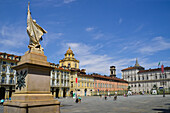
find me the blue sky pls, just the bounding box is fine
[0,0,170,78]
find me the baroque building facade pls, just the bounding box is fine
[122,59,170,94]
[0,52,20,100]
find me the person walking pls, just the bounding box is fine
[114,94,117,101]
[105,94,107,100]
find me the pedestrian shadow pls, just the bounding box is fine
[165,103,170,105]
[152,108,170,113]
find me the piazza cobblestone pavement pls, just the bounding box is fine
[0,95,170,113]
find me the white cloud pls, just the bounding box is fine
[42,32,63,47]
[139,36,170,54]
[86,27,94,32]
[93,33,104,40]
[134,24,144,32]
[63,0,76,4]
[119,18,122,24]
[0,24,27,49]
[65,42,136,78]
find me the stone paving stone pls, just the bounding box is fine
[0,95,170,113]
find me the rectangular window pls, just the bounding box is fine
[3,61,6,64]
[1,77,5,83]
[82,83,84,87]
[87,83,89,87]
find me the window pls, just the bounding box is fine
[82,83,84,87]
[11,63,14,65]
[68,63,71,67]
[3,61,6,64]
[160,74,162,79]
[139,84,141,87]
[131,85,133,87]
[75,63,77,68]
[87,83,89,87]
[2,67,6,72]
[155,76,157,79]
[10,69,13,73]
[78,82,80,87]
[1,77,5,83]
[138,76,140,80]
[134,77,136,81]
[85,83,86,87]
[147,76,149,80]
[71,82,73,88]
[142,76,144,80]
[95,83,97,87]
[135,84,136,87]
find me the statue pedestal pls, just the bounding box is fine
[3,51,60,113]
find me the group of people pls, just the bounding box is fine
[75,97,82,103]
[0,97,11,105]
[100,94,117,101]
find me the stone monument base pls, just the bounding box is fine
[4,50,60,113]
[4,96,60,113]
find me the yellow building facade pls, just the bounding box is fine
[76,73,94,96]
[59,47,80,96]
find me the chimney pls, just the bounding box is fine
[110,66,116,78]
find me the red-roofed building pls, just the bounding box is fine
[121,59,170,94]
[0,52,21,100]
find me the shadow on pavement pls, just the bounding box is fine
[165,103,170,105]
[152,108,170,113]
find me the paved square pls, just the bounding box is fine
[0,95,170,113]
[59,95,170,113]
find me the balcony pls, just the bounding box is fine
[9,80,15,85]
[1,80,6,84]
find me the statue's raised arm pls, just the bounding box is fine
[27,2,47,51]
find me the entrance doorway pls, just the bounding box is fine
[63,88,66,97]
[0,87,6,100]
[9,86,13,98]
[55,89,59,98]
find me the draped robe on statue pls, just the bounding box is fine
[27,3,47,51]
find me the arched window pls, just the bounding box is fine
[68,63,70,67]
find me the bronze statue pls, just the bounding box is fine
[27,2,47,51]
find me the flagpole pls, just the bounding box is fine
[161,64,165,97]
